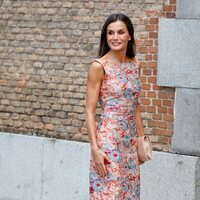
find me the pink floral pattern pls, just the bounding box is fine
[89,58,141,200]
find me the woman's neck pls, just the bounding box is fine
[107,50,128,63]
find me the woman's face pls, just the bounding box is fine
[106,21,131,52]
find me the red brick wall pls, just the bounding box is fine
[136,0,176,151]
[0,0,176,152]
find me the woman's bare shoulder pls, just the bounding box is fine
[88,60,105,81]
[89,59,104,72]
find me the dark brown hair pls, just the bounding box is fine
[98,13,136,58]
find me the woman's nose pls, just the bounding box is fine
[113,33,118,39]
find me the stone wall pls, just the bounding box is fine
[0,0,176,152]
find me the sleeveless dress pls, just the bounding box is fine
[89,58,141,200]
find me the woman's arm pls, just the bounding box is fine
[135,106,145,137]
[134,57,144,137]
[86,61,110,177]
[86,61,103,151]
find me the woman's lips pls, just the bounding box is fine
[112,42,121,45]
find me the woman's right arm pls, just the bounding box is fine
[86,61,103,151]
[86,61,110,177]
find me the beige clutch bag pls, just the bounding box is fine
[137,135,153,162]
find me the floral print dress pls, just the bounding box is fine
[89,58,141,200]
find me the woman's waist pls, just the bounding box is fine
[100,111,135,120]
[102,106,136,114]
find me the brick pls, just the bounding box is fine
[30,116,41,122]
[52,105,62,111]
[63,2,72,8]
[73,106,84,113]
[162,130,173,137]
[166,12,176,18]
[163,5,173,11]
[0,113,10,119]
[56,112,67,119]
[139,105,146,112]
[153,143,163,151]
[147,62,157,68]
[142,84,151,90]
[139,91,146,97]
[41,103,51,109]
[167,123,173,130]
[163,114,173,122]
[152,99,161,106]
[153,69,157,75]
[144,40,153,46]
[168,108,174,115]
[147,91,156,98]
[74,93,85,99]
[51,118,62,125]
[140,98,150,105]
[149,47,158,53]
[2,99,10,105]
[63,105,73,112]
[10,113,19,120]
[152,113,162,120]
[145,10,155,17]
[35,110,46,116]
[158,136,170,144]
[41,2,51,8]
[37,8,47,15]
[158,92,172,99]
[4,119,13,126]
[145,54,152,60]
[149,18,159,24]
[153,84,160,90]
[77,113,86,121]
[157,121,167,129]
[158,106,168,113]
[152,128,163,136]
[148,76,156,83]
[148,120,156,127]
[163,144,171,152]
[47,83,57,90]
[170,0,176,4]
[135,39,144,46]
[147,106,156,113]
[42,117,51,123]
[145,25,155,31]
[13,121,23,128]
[149,135,158,142]
[149,32,158,38]
[140,76,147,83]
[138,47,148,53]
[140,32,148,39]
[24,121,33,128]
[72,119,83,127]
[45,124,54,130]
[163,100,174,106]
[35,122,44,129]
[57,84,67,91]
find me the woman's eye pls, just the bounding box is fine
[118,31,125,34]
[108,31,113,35]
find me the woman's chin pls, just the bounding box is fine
[110,46,125,52]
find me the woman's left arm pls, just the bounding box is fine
[135,106,145,137]
[134,57,144,137]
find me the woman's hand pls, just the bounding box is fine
[92,148,111,177]
[139,159,145,165]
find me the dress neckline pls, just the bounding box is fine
[97,58,138,67]
[100,60,138,70]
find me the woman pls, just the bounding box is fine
[86,13,145,200]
